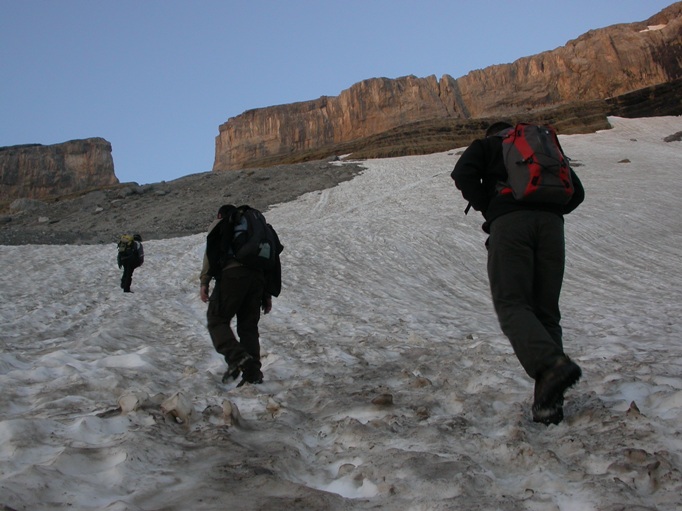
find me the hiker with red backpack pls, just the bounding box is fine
[451,121,585,425]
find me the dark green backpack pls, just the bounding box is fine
[206,205,283,275]
[231,206,282,270]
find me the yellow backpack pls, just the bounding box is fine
[117,234,134,254]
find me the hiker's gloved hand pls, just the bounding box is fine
[200,284,210,303]
[261,295,272,314]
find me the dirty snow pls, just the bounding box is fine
[1,116,681,510]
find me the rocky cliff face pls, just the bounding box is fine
[0,138,118,201]
[214,3,682,170]
[451,4,682,118]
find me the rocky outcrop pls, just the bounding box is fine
[0,160,363,246]
[214,2,682,170]
[0,138,118,201]
[344,78,681,161]
[605,78,682,118]
[451,4,682,117]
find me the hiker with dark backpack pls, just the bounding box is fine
[451,121,585,425]
[117,233,144,293]
[199,204,283,386]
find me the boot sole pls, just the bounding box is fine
[532,405,564,425]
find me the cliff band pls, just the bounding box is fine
[213,3,682,171]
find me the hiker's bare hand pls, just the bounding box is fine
[262,296,272,314]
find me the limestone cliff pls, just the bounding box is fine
[0,138,118,201]
[214,2,682,170]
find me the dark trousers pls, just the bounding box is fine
[207,266,265,367]
[120,264,136,292]
[487,210,567,379]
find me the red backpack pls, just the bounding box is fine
[497,123,575,204]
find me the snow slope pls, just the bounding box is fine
[1,116,681,510]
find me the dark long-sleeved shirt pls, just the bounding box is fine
[451,135,584,231]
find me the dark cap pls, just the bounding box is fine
[485,121,513,137]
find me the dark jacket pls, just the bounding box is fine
[117,241,144,268]
[451,135,585,232]
[201,217,282,298]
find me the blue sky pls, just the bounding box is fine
[1,1,674,185]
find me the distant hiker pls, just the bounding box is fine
[117,233,144,293]
[451,121,585,425]
[200,204,283,386]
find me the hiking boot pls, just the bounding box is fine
[223,354,259,384]
[532,357,581,425]
[221,365,241,383]
[222,354,250,383]
[532,396,564,425]
[240,358,264,385]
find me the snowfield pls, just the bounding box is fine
[1,116,681,510]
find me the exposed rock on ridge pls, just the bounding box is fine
[0,138,118,201]
[0,160,363,246]
[214,2,682,170]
